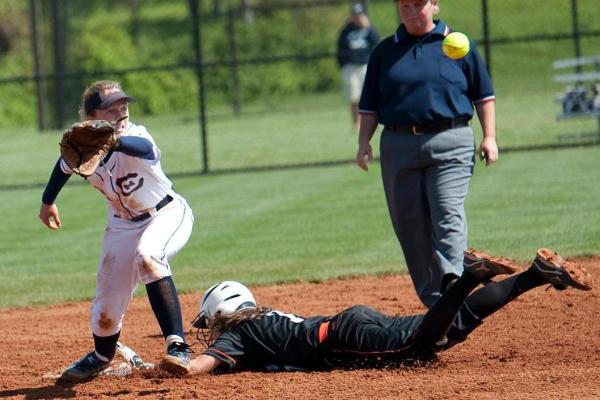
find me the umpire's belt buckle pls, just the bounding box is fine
[411,125,424,136]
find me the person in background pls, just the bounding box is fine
[336,3,380,133]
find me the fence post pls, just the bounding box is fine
[51,0,66,129]
[227,5,241,115]
[190,0,209,174]
[481,0,492,78]
[29,0,46,131]
[570,0,581,69]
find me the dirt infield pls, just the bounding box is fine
[1,257,598,400]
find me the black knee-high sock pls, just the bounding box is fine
[415,272,481,344]
[93,331,120,361]
[146,276,185,342]
[464,267,546,320]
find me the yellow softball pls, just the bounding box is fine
[442,32,470,60]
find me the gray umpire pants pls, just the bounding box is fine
[379,126,476,308]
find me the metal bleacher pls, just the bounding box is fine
[553,55,600,133]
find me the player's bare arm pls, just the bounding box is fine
[189,354,221,374]
[475,100,498,166]
[356,113,378,171]
[39,203,61,230]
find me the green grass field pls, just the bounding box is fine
[1,0,599,308]
[1,138,599,307]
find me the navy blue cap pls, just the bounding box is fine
[84,90,136,115]
[351,3,364,15]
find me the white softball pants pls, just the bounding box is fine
[91,194,194,337]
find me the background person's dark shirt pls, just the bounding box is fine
[336,23,380,67]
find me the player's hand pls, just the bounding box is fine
[39,203,62,230]
[356,143,373,171]
[479,137,498,166]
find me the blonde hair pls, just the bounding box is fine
[78,80,123,119]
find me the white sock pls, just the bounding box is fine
[165,334,184,347]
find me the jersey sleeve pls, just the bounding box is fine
[203,331,246,371]
[464,41,495,104]
[368,27,380,47]
[42,158,72,204]
[117,136,156,160]
[126,123,161,163]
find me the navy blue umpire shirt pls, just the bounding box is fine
[359,20,494,126]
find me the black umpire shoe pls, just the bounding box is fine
[532,248,593,291]
[463,248,521,281]
[59,351,110,383]
[160,342,191,375]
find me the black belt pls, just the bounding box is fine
[384,118,470,135]
[129,195,173,222]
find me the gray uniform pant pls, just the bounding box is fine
[380,126,475,308]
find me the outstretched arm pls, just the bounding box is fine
[189,354,222,375]
[39,158,72,230]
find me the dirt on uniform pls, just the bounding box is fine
[1,257,599,399]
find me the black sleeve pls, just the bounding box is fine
[42,158,72,205]
[369,28,380,47]
[204,330,246,370]
[336,25,350,67]
[116,136,156,160]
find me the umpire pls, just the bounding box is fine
[355,0,498,308]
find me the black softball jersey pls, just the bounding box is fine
[203,305,428,372]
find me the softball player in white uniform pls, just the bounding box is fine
[39,80,194,382]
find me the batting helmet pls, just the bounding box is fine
[192,281,256,329]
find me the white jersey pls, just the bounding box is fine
[60,122,174,220]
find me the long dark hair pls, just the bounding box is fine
[210,306,273,333]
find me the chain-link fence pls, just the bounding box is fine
[1,0,599,178]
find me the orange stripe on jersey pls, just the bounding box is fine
[318,321,330,344]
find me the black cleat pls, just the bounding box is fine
[59,351,110,383]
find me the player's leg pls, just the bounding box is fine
[136,195,194,374]
[349,65,365,133]
[323,251,518,366]
[411,250,520,349]
[341,64,356,131]
[325,251,514,365]
[463,248,592,320]
[442,249,593,346]
[60,227,140,382]
[323,305,424,367]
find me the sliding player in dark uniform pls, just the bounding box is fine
[189,249,592,374]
